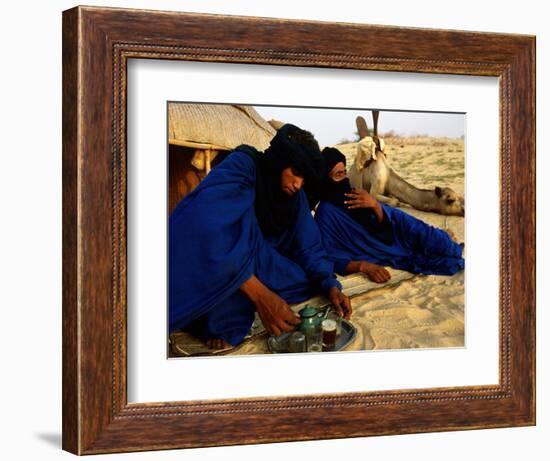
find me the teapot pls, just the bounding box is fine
[298,305,330,336]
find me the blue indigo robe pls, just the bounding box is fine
[314,201,464,276]
[169,151,341,345]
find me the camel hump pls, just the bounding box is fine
[356,116,370,140]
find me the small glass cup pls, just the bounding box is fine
[325,309,343,337]
[268,336,282,353]
[288,331,307,353]
[306,329,323,352]
[321,319,337,351]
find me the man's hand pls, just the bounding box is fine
[359,261,391,283]
[240,275,300,336]
[327,286,352,320]
[344,188,384,222]
[344,261,391,284]
[255,288,301,337]
[344,188,378,209]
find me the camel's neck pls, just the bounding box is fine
[386,168,439,212]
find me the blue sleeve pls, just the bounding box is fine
[290,191,342,295]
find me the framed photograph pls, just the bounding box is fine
[62,5,535,455]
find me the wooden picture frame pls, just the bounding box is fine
[62,5,535,455]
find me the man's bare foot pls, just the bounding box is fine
[206,338,232,350]
[359,261,391,283]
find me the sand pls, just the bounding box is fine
[169,136,465,357]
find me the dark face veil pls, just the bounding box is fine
[253,124,324,236]
[319,147,353,208]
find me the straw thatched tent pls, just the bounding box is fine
[168,103,276,212]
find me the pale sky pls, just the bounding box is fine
[254,105,465,147]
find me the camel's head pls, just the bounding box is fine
[435,186,465,216]
[355,136,386,171]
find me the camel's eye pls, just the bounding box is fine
[446,197,455,204]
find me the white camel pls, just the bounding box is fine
[348,114,464,216]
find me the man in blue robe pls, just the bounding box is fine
[315,147,464,281]
[169,125,351,349]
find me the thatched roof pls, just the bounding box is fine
[168,103,276,151]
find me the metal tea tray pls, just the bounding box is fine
[267,318,357,353]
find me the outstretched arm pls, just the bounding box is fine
[291,193,342,292]
[290,192,352,318]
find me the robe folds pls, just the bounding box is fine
[169,151,341,346]
[315,201,464,276]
